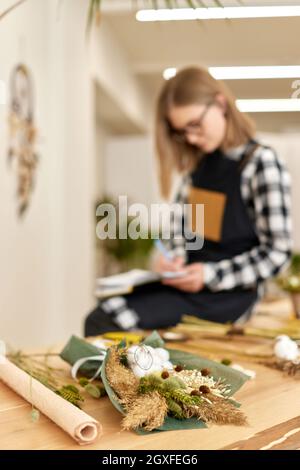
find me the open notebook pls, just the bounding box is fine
[95,269,186,299]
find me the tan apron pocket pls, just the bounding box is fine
[188,187,227,242]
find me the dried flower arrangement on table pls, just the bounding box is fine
[61,331,249,433]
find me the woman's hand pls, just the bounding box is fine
[162,262,204,293]
[153,254,185,275]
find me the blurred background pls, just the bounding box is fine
[0,0,299,348]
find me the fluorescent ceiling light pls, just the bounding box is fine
[236,99,300,113]
[163,66,300,80]
[210,66,300,80]
[137,6,300,22]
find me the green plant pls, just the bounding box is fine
[291,253,300,275]
[95,195,155,271]
[56,385,84,408]
[277,252,300,293]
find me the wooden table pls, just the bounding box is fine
[1,298,300,450]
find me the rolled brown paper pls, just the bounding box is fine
[0,359,102,445]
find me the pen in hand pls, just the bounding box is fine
[154,240,186,278]
[154,239,174,261]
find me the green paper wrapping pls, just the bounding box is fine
[60,335,101,377]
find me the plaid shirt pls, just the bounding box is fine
[167,142,293,292]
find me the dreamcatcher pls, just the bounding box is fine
[7,64,38,216]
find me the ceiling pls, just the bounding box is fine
[101,1,300,132]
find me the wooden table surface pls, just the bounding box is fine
[1,297,300,450]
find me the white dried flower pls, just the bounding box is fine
[274,335,299,361]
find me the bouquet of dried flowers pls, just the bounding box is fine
[61,332,249,433]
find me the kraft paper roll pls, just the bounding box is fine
[0,359,102,445]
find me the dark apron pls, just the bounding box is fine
[187,139,260,264]
[85,140,261,334]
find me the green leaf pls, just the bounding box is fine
[56,385,84,407]
[30,408,40,423]
[142,330,165,348]
[97,384,107,397]
[78,377,90,387]
[63,384,80,394]
[85,383,101,398]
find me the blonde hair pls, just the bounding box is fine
[155,66,256,199]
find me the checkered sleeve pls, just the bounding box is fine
[203,146,293,291]
[164,175,190,261]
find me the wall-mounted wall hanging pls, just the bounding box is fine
[8,64,38,216]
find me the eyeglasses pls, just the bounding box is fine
[168,102,214,143]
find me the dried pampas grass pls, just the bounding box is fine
[122,391,168,432]
[183,394,247,426]
[105,347,139,407]
[106,349,168,431]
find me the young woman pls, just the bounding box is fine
[85,67,292,336]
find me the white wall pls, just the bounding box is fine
[0,0,97,348]
[0,0,54,348]
[0,0,150,349]
[105,136,160,206]
[90,20,149,133]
